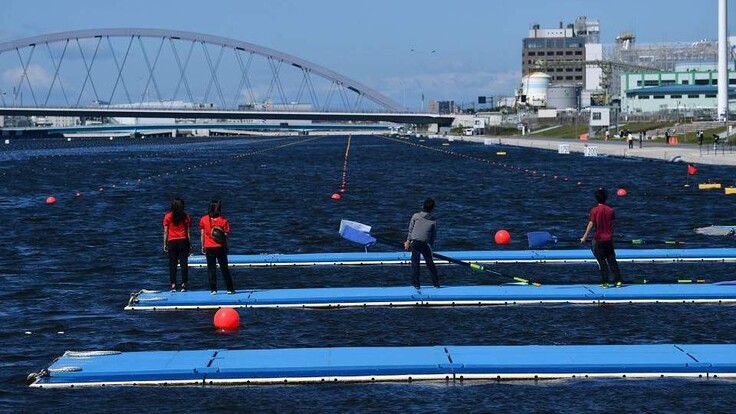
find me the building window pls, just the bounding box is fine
[694,79,710,85]
[670,95,682,98]
[681,80,689,85]
[528,52,536,56]
[575,76,582,80]
[639,95,650,99]
[565,51,573,55]
[662,80,676,85]
[556,76,563,80]
[565,76,573,80]
[592,112,602,120]
[574,51,582,55]
[574,68,582,72]
[687,94,700,98]
[705,94,717,98]
[644,80,659,86]
[556,51,563,55]
[653,95,665,99]
[547,51,555,56]
[730,79,736,85]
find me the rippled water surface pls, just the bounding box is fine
[1,134,735,413]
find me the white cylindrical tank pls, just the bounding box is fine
[547,85,581,109]
[521,72,551,107]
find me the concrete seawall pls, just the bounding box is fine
[440,136,736,167]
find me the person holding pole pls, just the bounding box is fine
[404,198,440,290]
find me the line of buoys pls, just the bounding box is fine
[332,135,352,200]
[382,136,584,189]
[35,136,321,204]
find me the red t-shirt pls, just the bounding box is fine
[589,203,615,241]
[163,212,191,241]
[200,215,231,248]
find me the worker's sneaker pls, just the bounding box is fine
[599,283,609,288]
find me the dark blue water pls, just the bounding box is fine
[2,134,735,413]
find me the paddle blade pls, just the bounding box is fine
[339,220,377,246]
[527,231,558,248]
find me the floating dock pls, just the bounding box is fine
[187,248,736,267]
[29,344,736,387]
[126,282,736,310]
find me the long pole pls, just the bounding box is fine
[717,0,728,121]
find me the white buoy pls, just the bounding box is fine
[4,139,9,145]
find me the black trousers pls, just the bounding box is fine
[592,240,622,283]
[167,239,190,286]
[410,240,440,288]
[205,246,234,292]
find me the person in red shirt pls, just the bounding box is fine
[163,197,191,292]
[580,188,623,287]
[199,200,235,294]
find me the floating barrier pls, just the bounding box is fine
[698,183,722,190]
[187,248,736,268]
[724,187,736,195]
[125,282,736,311]
[29,344,736,387]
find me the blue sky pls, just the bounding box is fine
[0,0,733,109]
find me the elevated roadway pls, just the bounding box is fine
[0,106,454,126]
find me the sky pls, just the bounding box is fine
[0,0,733,110]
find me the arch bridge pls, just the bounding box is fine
[0,28,451,126]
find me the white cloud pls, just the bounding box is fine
[381,69,521,107]
[3,64,55,89]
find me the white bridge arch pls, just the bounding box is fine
[0,28,403,112]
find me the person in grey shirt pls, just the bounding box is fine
[403,198,440,289]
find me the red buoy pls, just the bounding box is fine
[214,307,240,330]
[331,193,342,200]
[45,196,56,204]
[494,229,511,245]
[616,188,628,197]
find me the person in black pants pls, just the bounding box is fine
[163,197,191,292]
[580,188,623,287]
[199,200,235,294]
[404,198,440,289]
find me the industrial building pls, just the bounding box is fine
[520,17,602,108]
[620,63,736,114]
[518,11,734,115]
